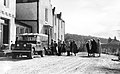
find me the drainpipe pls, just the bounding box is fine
[37,0,39,33]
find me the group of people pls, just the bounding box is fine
[66,40,78,56]
[50,39,66,56]
[50,39,78,56]
[50,38,101,57]
[86,39,101,57]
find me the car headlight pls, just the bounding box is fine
[17,44,19,47]
[24,44,26,47]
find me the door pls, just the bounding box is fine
[3,19,9,44]
[0,24,3,49]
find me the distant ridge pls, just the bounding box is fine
[65,33,108,44]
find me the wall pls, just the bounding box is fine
[39,0,52,33]
[53,14,58,42]
[61,20,65,41]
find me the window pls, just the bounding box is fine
[61,22,63,28]
[4,0,9,7]
[45,8,48,22]
[16,0,37,3]
[20,28,24,34]
[25,28,28,33]
[45,29,48,35]
[4,0,7,6]
[55,16,56,25]
[61,35,63,41]
[16,27,19,35]
[54,33,56,40]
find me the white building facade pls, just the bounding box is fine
[0,0,16,49]
[52,7,65,43]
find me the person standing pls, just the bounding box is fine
[97,39,101,57]
[51,39,54,55]
[53,41,57,55]
[58,40,62,56]
[72,41,78,56]
[66,41,71,56]
[86,40,91,56]
[61,41,66,53]
[70,41,73,55]
[91,39,97,57]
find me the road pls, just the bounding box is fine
[0,52,120,74]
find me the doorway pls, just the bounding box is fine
[3,19,9,44]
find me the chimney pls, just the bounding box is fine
[52,7,55,15]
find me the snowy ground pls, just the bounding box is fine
[0,52,120,74]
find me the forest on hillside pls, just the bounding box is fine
[65,33,108,44]
[64,33,108,51]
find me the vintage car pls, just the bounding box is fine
[11,33,48,59]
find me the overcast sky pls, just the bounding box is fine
[51,0,120,39]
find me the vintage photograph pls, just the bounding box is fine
[0,0,120,74]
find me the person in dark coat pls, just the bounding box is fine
[58,40,62,56]
[61,41,66,53]
[72,41,78,56]
[53,41,57,55]
[70,41,73,53]
[66,41,71,56]
[51,39,54,55]
[86,40,91,56]
[97,39,101,57]
[91,39,97,57]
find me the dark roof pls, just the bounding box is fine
[109,39,120,44]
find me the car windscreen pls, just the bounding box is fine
[18,35,37,41]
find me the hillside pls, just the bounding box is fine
[65,33,108,52]
[65,33,108,44]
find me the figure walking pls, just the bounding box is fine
[86,40,91,56]
[58,40,62,56]
[72,41,78,56]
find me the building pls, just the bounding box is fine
[57,13,65,42]
[52,7,65,43]
[0,0,65,50]
[16,0,53,44]
[16,0,65,45]
[0,0,16,49]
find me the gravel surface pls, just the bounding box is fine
[0,52,120,74]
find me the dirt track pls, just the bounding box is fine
[0,52,120,74]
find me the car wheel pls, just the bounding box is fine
[28,48,34,59]
[12,53,17,59]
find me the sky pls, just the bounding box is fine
[51,0,120,39]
